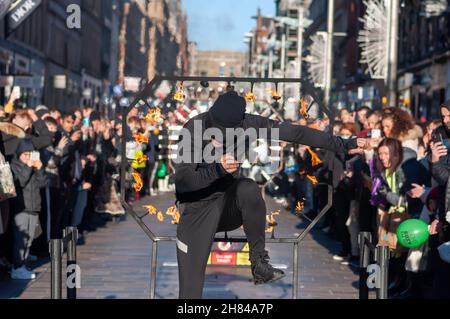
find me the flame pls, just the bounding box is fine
[143,205,158,215]
[173,91,186,102]
[295,201,305,214]
[134,133,149,144]
[166,205,181,225]
[245,92,256,102]
[157,211,164,222]
[271,90,281,101]
[306,147,322,167]
[132,172,143,192]
[266,210,280,227]
[134,154,149,165]
[306,175,318,185]
[173,83,186,102]
[300,170,318,185]
[145,108,161,125]
[300,97,310,119]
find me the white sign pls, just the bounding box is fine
[54,75,67,89]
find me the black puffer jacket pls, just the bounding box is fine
[10,158,48,214]
[2,119,53,159]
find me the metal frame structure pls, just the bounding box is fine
[50,226,78,299]
[358,232,390,299]
[119,76,334,299]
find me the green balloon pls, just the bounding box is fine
[157,162,167,179]
[397,219,429,248]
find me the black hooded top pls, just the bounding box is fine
[174,92,357,203]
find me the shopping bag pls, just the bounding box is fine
[0,152,16,202]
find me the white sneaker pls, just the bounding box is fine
[332,255,345,262]
[11,265,36,280]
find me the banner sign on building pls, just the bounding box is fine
[6,0,42,36]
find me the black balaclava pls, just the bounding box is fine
[209,91,246,130]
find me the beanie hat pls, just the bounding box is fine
[16,138,35,156]
[209,91,246,129]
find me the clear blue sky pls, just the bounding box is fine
[182,0,276,52]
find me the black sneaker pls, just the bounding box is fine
[251,251,285,285]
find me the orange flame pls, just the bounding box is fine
[271,90,281,101]
[245,92,256,102]
[132,172,143,192]
[143,205,157,215]
[306,175,318,185]
[300,170,318,185]
[134,133,149,144]
[266,210,280,227]
[295,201,305,214]
[134,154,149,165]
[173,91,186,102]
[166,205,181,225]
[145,108,161,125]
[306,147,322,167]
[300,97,310,119]
[157,211,164,222]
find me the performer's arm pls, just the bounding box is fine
[175,162,227,193]
[247,114,357,153]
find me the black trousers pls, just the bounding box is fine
[176,178,266,299]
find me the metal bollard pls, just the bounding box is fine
[66,227,78,300]
[293,242,299,299]
[50,239,62,299]
[376,245,390,299]
[358,232,372,299]
[150,241,158,299]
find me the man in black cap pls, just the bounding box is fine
[174,91,363,299]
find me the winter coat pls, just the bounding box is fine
[1,120,53,159]
[374,148,428,217]
[10,158,48,214]
[429,125,450,239]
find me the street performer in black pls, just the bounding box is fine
[174,91,365,299]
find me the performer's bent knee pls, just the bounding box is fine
[236,178,260,196]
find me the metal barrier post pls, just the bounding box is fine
[150,241,158,299]
[358,232,372,299]
[376,245,390,299]
[293,242,299,299]
[50,239,62,299]
[66,227,78,300]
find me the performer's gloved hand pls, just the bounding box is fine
[220,154,240,174]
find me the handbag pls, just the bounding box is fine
[0,152,16,202]
[377,197,410,252]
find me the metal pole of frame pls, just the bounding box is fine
[50,239,62,299]
[293,242,300,299]
[150,241,158,299]
[324,0,335,108]
[376,245,390,299]
[66,227,78,300]
[358,232,372,299]
[387,0,399,108]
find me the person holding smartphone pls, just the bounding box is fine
[429,102,450,298]
[9,139,47,280]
